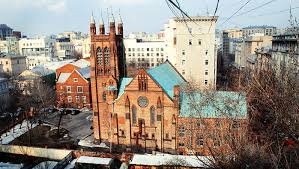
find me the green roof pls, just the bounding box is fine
[180,91,247,119]
[147,61,186,99]
[117,77,133,99]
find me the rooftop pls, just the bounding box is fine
[76,156,112,165]
[147,61,186,99]
[243,25,276,29]
[180,91,247,119]
[130,154,211,168]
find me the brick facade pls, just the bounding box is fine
[90,16,248,156]
[56,64,91,109]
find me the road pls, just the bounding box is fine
[45,110,93,140]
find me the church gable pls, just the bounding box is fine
[123,69,164,94]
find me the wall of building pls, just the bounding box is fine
[164,17,217,88]
[0,54,26,76]
[124,38,166,69]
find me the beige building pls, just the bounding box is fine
[234,35,272,68]
[164,16,218,89]
[0,37,19,54]
[0,52,26,76]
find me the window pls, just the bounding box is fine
[204,80,208,85]
[161,48,164,51]
[182,50,185,55]
[150,106,155,126]
[147,48,149,51]
[178,125,185,137]
[179,142,184,147]
[77,86,83,93]
[205,70,208,75]
[132,105,137,125]
[173,37,177,45]
[205,60,208,65]
[73,78,78,82]
[205,50,208,55]
[189,39,192,45]
[196,136,204,146]
[104,47,110,66]
[157,115,162,121]
[232,121,240,129]
[66,86,71,93]
[102,92,106,101]
[138,72,148,91]
[182,60,185,65]
[97,48,103,66]
[166,133,169,139]
[188,28,192,33]
[67,96,72,103]
[152,133,155,139]
[182,70,185,75]
[198,39,202,45]
[82,96,87,103]
[75,96,80,103]
[128,48,131,52]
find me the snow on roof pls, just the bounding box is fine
[76,156,112,165]
[130,154,211,168]
[71,59,90,68]
[77,66,90,79]
[0,120,37,144]
[57,73,71,83]
[0,162,23,169]
[37,59,75,71]
[31,66,54,76]
[32,161,58,169]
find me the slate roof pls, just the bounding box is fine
[57,73,71,83]
[180,91,247,119]
[147,61,186,99]
[31,67,55,76]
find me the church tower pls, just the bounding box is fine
[90,13,126,142]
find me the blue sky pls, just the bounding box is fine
[1,0,299,36]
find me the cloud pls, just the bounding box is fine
[1,0,67,12]
[102,0,148,5]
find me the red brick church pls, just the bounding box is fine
[90,14,247,155]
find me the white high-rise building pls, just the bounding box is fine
[124,33,166,68]
[19,36,56,69]
[163,16,218,89]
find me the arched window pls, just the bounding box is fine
[138,72,148,91]
[132,105,137,125]
[104,47,110,66]
[157,97,162,108]
[150,106,155,126]
[97,48,103,66]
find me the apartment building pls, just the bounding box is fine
[0,37,19,54]
[124,33,166,69]
[242,26,276,38]
[55,37,76,60]
[19,36,56,69]
[0,24,13,40]
[163,16,218,88]
[0,52,26,76]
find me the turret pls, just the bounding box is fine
[117,13,123,35]
[99,15,105,35]
[90,14,96,36]
[109,13,116,35]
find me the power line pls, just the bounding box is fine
[219,0,253,26]
[235,0,278,17]
[208,0,220,32]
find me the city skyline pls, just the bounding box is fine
[1,0,299,36]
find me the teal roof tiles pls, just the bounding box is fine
[180,91,247,119]
[147,61,186,99]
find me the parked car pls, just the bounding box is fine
[71,109,80,115]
